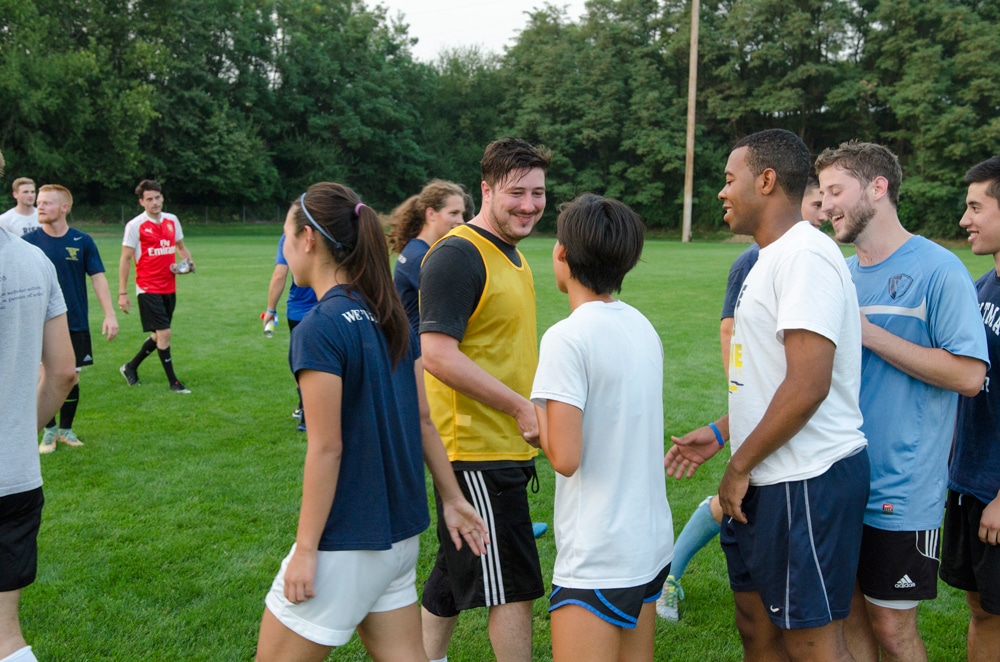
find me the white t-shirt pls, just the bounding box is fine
[0,207,40,236]
[728,221,867,485]
[532,300,673,588]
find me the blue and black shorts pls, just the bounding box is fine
[548,564,671,628]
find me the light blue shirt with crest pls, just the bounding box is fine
[849,236,988,531]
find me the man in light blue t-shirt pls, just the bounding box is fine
[816,142,989,662]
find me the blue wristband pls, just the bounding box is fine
[708,422,724,447]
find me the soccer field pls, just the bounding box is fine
[25,227,993,660]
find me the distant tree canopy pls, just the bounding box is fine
[1,0,997,236]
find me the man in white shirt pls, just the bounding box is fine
[0,178,40,236]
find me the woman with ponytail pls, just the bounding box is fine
[388,180,466,333]
[256,182,488,662]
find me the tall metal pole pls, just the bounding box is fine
[681,0,700,243]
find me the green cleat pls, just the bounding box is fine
[39,427,57,454]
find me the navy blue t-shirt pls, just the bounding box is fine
[721,243,759,320]
[290,285,429,551]
[394,237,430,335]
[949,269,1000,505]
[23,227,104,332]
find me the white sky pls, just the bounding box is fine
[376,0,589,62]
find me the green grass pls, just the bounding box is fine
[24,228,994,660]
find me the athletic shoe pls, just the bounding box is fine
[170,381,191,394]
[656,575,684,621]
[532,522,548,538]
[39,428,57,454]
[292,407,303,420]
[297,423,307,432]
[120,363,139,386]
[58,429,84,447]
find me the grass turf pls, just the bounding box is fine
[23,227,994,660]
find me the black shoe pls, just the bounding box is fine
[170,381,191,394]
[120,363,140,386]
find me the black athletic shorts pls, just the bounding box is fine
[549,563,671,629]
[0,487,44,592]
[857,525,939,602]
[70,330,93,367]
[138,293,176,332]
[940,490,1000,615]
[422,466,544,616]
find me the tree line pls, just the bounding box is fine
[1,0,997,236]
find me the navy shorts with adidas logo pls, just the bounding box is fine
[858,525,940,603]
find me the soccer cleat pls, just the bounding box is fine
[58,429,84,447]
[656,575,684,621]
[39,428,57,454]
[297,423,307,432]
[292,407,303,420]
[120,363,140,386]
[170,381,191,394]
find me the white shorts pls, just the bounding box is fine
[264,536,420,646]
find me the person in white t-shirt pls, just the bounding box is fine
[532,194,673,662]
[0,177,40,236]
[665,129,869,661]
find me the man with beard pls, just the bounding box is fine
[418,137,550,662]
[815,141,989,662]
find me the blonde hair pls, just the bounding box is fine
[387,179,464,253]
[39,184,73,210]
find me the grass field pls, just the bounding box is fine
[23,225,995,661]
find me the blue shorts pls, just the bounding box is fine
[548,564,671,629]
[721,448,869,630]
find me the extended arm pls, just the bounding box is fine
[421,331,538,445]
[118,246,134,314]
[664,415,729,479]
[535,400,583,477]
[861,315,986,396]
[719,329,835,523]
[263,264,289,325]
[38,313,77,431]
[414,360,489,555]
[90,272,119,340]
[283,369,343,604]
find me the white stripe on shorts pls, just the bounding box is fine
[916,529,939,561]
[462,470,506,606]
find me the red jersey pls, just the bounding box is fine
[122,212,184,294]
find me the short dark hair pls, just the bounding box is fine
[480,137,552,189]
[732,129,811,203]
[135,179,162,198]
[556,194,645,295]
[814,141,903,208]
[965,156,1000,204]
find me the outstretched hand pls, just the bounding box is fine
[442,497,490,556]
[664,425,724,479]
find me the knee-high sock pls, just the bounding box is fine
[129,337,157,368]
[158,346,179,384]
[671,495,721,581]
[59,382,80,429]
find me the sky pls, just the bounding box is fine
[376,0,589,62]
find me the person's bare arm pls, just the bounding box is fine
[263,264,289,325]
[720,317,734,375]
[176,239,194,269]
[283,370,343,604]
[90,272,119,340]
[535,400,583,476]
[421,331,538,446]
[38,313,77,430]
[861,314,986,396]
[719,329,835,523]
[414,360,489,555]
[118,246,134,314]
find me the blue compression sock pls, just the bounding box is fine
[671,495,721,581]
